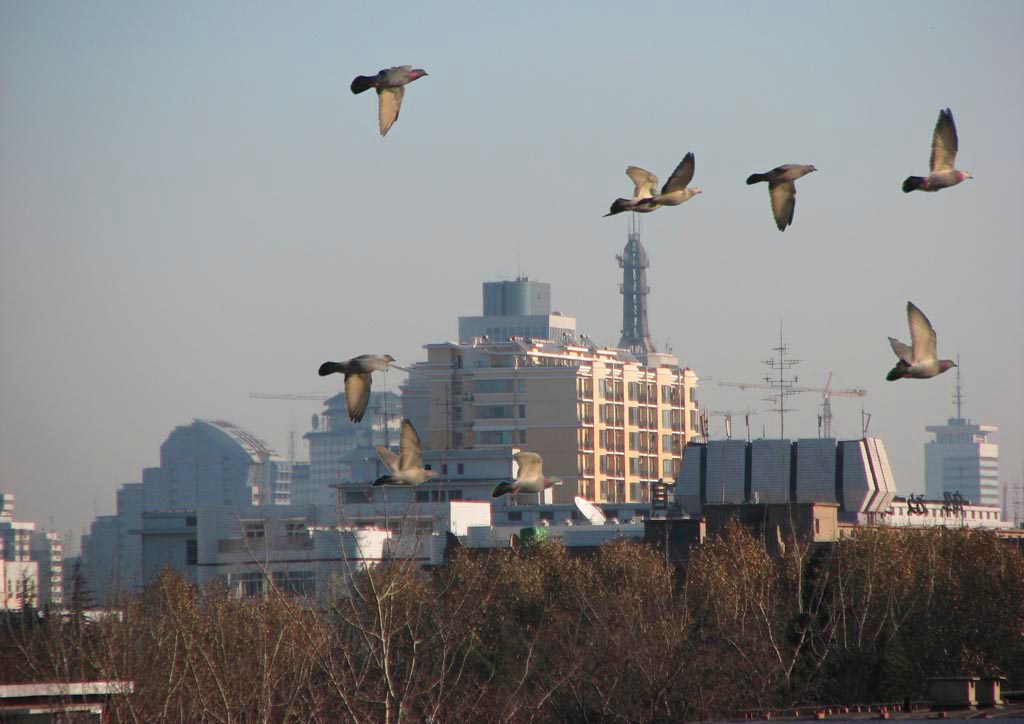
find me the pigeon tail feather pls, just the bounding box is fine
[491,482,516,498]
[886,362,909,381]
[746,173,769,185]
[902,176,925,193]
[350,75,375,94]
[373,475,397,487]
[319,361,345,376]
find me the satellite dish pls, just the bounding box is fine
[574,496,606,525]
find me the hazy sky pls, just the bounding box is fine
[2,1,1022,542]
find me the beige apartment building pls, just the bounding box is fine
[406,338,700,505]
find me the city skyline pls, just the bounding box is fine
[1,1,1022,540]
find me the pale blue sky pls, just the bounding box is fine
[2,1,1022,539]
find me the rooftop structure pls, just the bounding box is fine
[457,277,577,346]
[676,437,897,522]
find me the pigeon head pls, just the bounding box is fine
[807,165,818,173]
[544,476,563,490]
[959,171,973,181]
[410,68,428,79]
[424,469,441,481]
[939,359,957,373]
[691,187,703,195]
[383,354,396,365]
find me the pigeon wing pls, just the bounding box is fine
[888,337,914,365]
[660,152,695,194]
[929,108,958,173]
[398,419,424,471]
[344,372,373,422]
[906,301,938,362]
[377,86,405,137]
[513,451,543,482]
[768,181,797,231]
[375,445,400,474]
[625,166,659,199]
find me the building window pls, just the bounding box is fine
[185,517,197,527]
[518,430,526,444]
[185,539,198,566]
[441,464,448,475]
[508,511,523,522]
[518,404,526,419]
[517,379,526,393]
[457,463,464,475]
[663,459,674,477]
[237,572,264,598]
[244,523,265,540]
[273,571,315,597]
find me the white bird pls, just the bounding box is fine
[317,354,394,422]
[746,164,817,231]
[492,452,563,498]
[886,301,957,381]
[350,65,429,137]
[902,108,972,193]
[373,419,439,486]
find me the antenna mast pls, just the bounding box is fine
[762,322,801,438]
[953,355,964,420]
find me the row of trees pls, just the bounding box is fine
[2,525,1023,723]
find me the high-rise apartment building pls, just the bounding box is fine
[0,494,40,610]
[410,336,700,505]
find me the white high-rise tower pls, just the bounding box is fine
[924,363,1000,509]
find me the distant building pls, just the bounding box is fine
[457,277,577,345]
[925,367,1001,511]
[676,437,897,523]
[302,390,401,506]
[0,493,39,609]
[408,336,700,506]
[144,419,292,509]
[29,530,63,608]
[925,418,999,509]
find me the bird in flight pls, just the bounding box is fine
[317,354,395,422]
[350,65,428,137]
[886,301,957,381]
[492,452,563,498]
[902,108,972,193]
[605,153,701,217]
[373,419,439,486]
[746,164,817,231]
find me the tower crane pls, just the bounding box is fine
[717,372,866,439]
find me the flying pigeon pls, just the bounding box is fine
[372,419,439,486]
[605,166,660,216]
[604,153,702,217]
[746,164,817,231]
[317,354,394,422]
[350,65,428,137]
[492,452,563,498]
[886,301,957,381]
[902,108,972,193]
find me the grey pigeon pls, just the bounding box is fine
[902,108,972,193]
[317,354,395,422]
[372,419,439,486]
[350,65,428,137]
[492,452,563,498]
[746,164,817,231]
[605,153,702,217]
[886,301,956,381]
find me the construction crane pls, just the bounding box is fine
[717,372,866,439]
